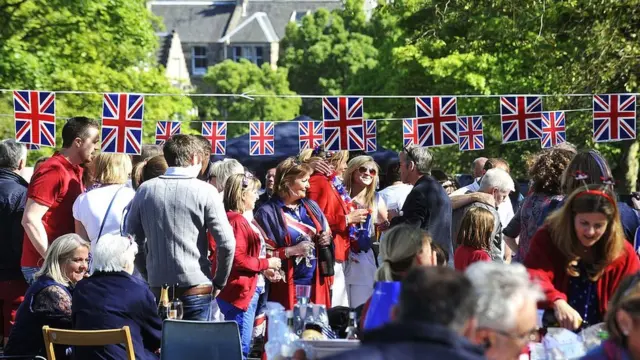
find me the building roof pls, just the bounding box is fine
[150,1,235,43]
[245,0,342,39]
[218,12,278,43]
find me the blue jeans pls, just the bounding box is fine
[181,294,213,321]
[21,266,40,285]
[218,288,261,359]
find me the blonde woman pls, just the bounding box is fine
[343,155,389,308]
[5,234,90,358]
[300,146,368,307]
[73,153,135,250]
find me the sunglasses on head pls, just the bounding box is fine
[242,171,254,188]
[358,166,377,176]
[402,145,418,165]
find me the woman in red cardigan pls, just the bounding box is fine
[525,183,640,331]
[300,146,369,307]
[217,173,282,359]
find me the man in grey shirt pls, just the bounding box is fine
[126,134,235,321]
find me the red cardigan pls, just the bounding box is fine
[217,211,270,311]
[524,227,640,315]
[306,173,350,262]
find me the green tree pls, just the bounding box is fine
[196,59,301,138]
[0,0,192,162]
[279,0,378,117]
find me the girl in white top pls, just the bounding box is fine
[343,155,388,308]
[73,153,135,271]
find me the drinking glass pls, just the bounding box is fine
[170,298,184,320]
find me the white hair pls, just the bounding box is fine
[465,262,544,331]
[479,168,515,193]
[211,158,244,192]
[91,234,138,273]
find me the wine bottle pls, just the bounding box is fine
[317,232,335,277]
[157,284,170,320]
[345,311,359,340]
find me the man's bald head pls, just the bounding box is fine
[472,157,488,178]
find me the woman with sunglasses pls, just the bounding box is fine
[217,173,282,359]
[254,158,333,309]
[299,145,369,307]
[343,155,389,308]
[525,184,640,331]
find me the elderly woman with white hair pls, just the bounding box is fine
[465,262,543,360]
[207,158,244,194]
[72,234,162,360]
[5,234,90,359]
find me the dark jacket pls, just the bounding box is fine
[0,168,28,281]
[72,271,162,360]
[326,322,486,360]
[390,176,453,265]
[255,190,273,210]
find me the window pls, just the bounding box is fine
[231,46,264,66]
[294,10,308,25]
[192,46,207,75]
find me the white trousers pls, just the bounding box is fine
[331,262,349,308]
[344,249,376,308]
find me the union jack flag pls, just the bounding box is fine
[500,96,543,143]
[155,121,181,145]
[403,119,419,146]
[298,121,323,151]
[250,121,274,156]
[101,93,144,155]
[322,97,364,151]
[457,116,484,151]
[26,144,41,150]
[14,91,56,147]
[415,96,458,147]
[202,121,227,155]
[593,94,636,142]
[541,112,566,149]
[364,120,377,153]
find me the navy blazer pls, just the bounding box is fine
[72,271,162,360]
[0,168,28,280]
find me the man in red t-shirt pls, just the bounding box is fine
[20,117,99,284]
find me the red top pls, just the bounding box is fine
[306,173,350,262]
[217,212,270,311]
[21,153,83,267]
[454,246,491,271]
[524,227,640,314]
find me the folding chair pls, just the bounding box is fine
[0,356,47,360]
[41,326,135,360]
[160,320,242,360]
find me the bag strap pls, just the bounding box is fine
[96,186,125,243]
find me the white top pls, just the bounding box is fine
[378,183,413,211]
[72,184,136,243]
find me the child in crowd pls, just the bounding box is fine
[454,207,493,271]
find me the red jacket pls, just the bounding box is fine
[306,173,350,262]
[217,212,269,311]
[524,227,640,315]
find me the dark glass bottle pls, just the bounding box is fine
[157,284,170,320]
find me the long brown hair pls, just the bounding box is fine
[546,184,625,280]
[457,207,493,253]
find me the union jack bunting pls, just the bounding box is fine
[249,121,274,156]
[26,144,41,150]
[500,96,543,143]
[364,120,377,153]
[593,94,636,142]
[457,116,484,151]
[402,119,419,146]
[541,112,566,149]
[415,96,458,147]
[322,97,364,151]
[101,93,144,155]
[14,91,56,147]
[155,121,181,145]
[202,121,227,155]
[298,121,323,151]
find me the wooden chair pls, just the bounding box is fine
[41,325,135,360]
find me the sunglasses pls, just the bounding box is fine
[402,145,418,165]
[242,171,255,188]
[358,166,377,176]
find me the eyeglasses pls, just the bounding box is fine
[358,166,377,176]
[242,171,254,188]
[402,145,418,165]
[481,327,539,344]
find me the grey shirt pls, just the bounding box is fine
[125,172,235,288]
[451,201,504,263]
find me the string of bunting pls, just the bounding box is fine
[6,90,637,156]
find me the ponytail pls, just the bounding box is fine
[376,225,430,282]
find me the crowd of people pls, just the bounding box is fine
[1,116,640,359]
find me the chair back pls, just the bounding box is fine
[41,325,135,360]
[160,320,242,360]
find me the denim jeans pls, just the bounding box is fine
[21,266,40,285]
[218,288,261,360]
[181,294,213,321]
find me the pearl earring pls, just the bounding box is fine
[623,329,630,336]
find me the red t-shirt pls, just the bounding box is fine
[21,153,84,267]
[454,246,491,272]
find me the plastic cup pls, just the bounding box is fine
[295,285,311,301]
